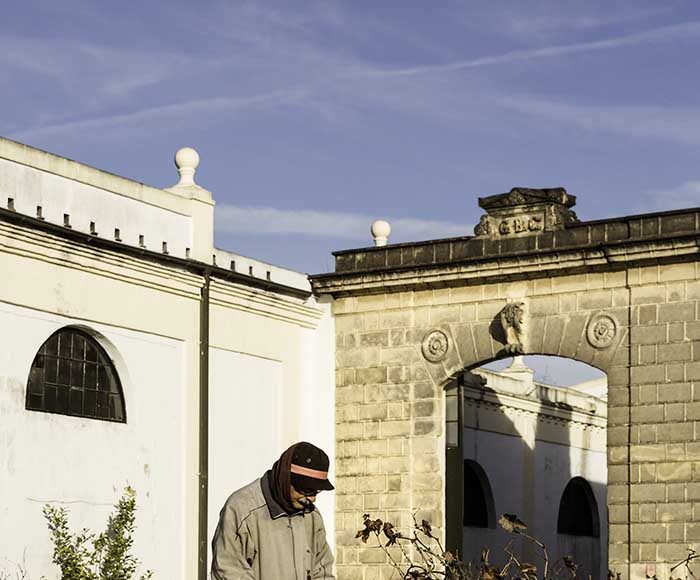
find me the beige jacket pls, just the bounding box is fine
[211,472,335,580]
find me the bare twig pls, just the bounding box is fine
[670,548,700,580]
[356,512,595,580]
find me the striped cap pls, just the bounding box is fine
[290,442,334,492]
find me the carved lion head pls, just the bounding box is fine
[502,301,525,330]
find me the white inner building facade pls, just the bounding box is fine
[455,358,607,579]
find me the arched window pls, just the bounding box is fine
[25,328,125,422]
[557,477,599,537]
[463,460,495,528]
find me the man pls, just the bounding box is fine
[212,441,335,580]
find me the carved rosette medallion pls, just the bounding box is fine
[422,330,450,363]
[587,313,619,349]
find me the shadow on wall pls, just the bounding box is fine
[452,356,607,580]
[557,476,603,577]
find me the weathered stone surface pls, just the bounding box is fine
[313,195,700,579]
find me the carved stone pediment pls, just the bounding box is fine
[474,187,579,238]
[478,187,575,210]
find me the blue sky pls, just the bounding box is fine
[3,0,700,276]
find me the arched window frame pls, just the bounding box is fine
[463,459,496,528]
[25,327,126,423]
[557,476,600,537]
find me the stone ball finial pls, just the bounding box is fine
[174,147,200,186]
[371,219,391,247]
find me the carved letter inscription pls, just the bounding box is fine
[472,187,578,238]
[490,214,545,237]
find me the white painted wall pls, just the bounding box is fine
[0,157,194,259]
[460,364,607,580]
[463,426,608,580]
[207,295,337,560]
[208,347,283,556]
[537,441,608,580]
[0,302,186,580]
[293,296,336,539]
[462,429,527,563]
[0,287,335,580]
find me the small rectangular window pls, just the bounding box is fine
[44,386,57,411]
[69,388,83,414]
[45,336,59,357]
[72,334,86,358]
[84,390,97,416]
[85,363,97,387]
[55,386,69,414]
[45,358,58,383]
[59,335,71,359]
[58,360,70,385]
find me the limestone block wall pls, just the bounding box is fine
[331,260,700,580]
[622,262,700,580]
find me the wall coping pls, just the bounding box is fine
[0,136,214,214]
[311,206,700,296]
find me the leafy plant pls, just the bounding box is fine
[43,487,152,580]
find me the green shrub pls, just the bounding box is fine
[43,487,152,580]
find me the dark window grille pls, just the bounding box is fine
[463,460,495,528]
[26,328,125,423]
[557,477,599,537]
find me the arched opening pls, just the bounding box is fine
[558,476,599,537]
[448,354,607,580]
[463,459,495,528]
[25,327,126,422]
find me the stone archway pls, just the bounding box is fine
[311,188,700,580]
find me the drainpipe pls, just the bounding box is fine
[198,270,211,580]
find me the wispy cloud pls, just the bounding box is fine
[0,36,195,98]
[502,14,628,35]
[370,20,700,77]
[10,89,309,141]
[643,181,700,211]
[215,204,472,242]
[478,2,673,40]
[492,95,700,145]
[7,3,700,153]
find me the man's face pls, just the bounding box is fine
[290,485,318,510]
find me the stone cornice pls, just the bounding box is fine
[463,386,607,429]
[210,280,324,329]
[0,218,323,328]
[0,206,311,300]
[311,207,700,296]
[0,221,202,300]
